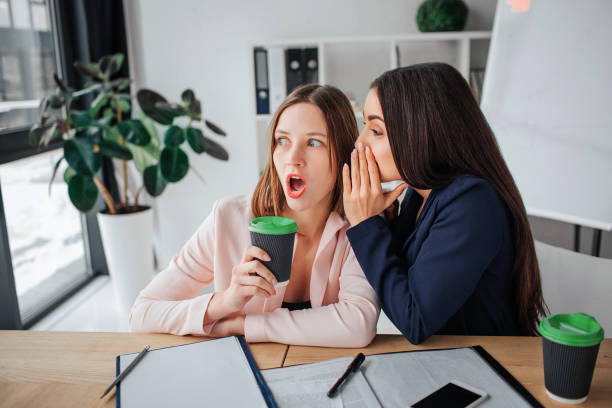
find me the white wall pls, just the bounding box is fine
[124,0,497,267]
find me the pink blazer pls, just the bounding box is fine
[129,195,380,347]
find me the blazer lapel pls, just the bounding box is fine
[309,212,346,307]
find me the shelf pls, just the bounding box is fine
[256,114,272,121]
[251,31,491,48]
[252,31,492,173]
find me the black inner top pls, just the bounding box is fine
[281,300,312,311]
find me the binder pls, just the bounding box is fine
[285,48,304,95]
[267,47,287,113]
[303,48,318,84]
[116,336,277,407]
[254,47,270,114]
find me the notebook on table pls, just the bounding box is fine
[116,336,276,407]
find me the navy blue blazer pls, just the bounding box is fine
[347,175,519,344]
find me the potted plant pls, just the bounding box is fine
[29,53,229,312]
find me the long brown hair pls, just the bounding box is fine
[251,84,358,217]
[372,63,546,335]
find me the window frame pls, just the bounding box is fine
[0,0,109,330]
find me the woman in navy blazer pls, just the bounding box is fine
[342,63,546,344]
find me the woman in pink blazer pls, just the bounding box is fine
[129,84,380,347]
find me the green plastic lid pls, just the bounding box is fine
[248,216,298,235]
[538,313,604,347]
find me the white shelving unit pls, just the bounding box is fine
[253,31,491,172]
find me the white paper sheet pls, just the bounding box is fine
[264,357,382,408]
[118,337,268,408]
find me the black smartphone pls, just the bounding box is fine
[410,381,488,408]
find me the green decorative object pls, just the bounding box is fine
[29,53,230,214]
[416,0,468,32]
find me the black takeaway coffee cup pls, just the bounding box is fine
[248,216,298,287]
[538,313,604,404]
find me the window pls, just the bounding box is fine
[0,150,91,323]
[0,0,103,328]
[0,0,56,130]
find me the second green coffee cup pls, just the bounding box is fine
[538,313,604,404]
[248,216,298,287]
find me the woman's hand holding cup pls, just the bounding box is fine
[205,246,277,324]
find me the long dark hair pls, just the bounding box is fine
[252,84,358,217]
[372,63,545,335]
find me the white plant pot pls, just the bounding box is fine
[97,207,154,314]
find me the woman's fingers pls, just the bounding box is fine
[240,260,277,285]
[238,274,276,297]
[383,182,409,209]
[241,245,271,263]
[365,145,382,193]
[357,144,370,192]
[350,148,360,192]
[342,163,351,196]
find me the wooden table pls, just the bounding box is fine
[0,332,610,407]
[285,335,612,407]
[0,331,287,408]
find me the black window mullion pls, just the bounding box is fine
[0,184,22,329]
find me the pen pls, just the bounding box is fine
[100,344,150,399]
[327,352,366,398]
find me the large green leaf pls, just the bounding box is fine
[137,89,174,125]
[126,120,150,145]
[164,125,185,147]
[181,89,201,115]
[64,138,101,175]
[110,97,130,113]
[143,164,167,197]
[98,55,113,79]
[117,120,151,146]
[69,110,93,129]
[155,102,187,118]
[160,147,189,182]
[99,140,133,160]
[204,119,226,136]
[109,53,124,75]
[126,141,160,173]
[74,61,101,80]
[64,167,77,183]
[185,127,206,154]
[102,127,121,144]
[89,92,110,117]
[139,113,160,147]
[68,173,98,212]
[72,83,102,98]
[202,135,229,161]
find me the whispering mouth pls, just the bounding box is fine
[287,174,307,198]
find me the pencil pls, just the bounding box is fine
[100,344,150,399]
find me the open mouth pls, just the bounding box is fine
[286,174,307,199]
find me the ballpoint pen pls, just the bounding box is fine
[100,344,150,399]
[327,353,366,398]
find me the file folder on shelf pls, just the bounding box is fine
[254,47,270,114]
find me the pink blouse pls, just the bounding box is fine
[129,195,380,347]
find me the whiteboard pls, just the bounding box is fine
[481,0,612,231]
